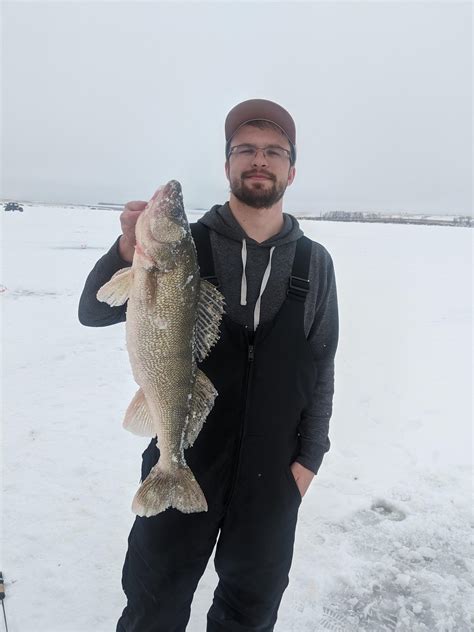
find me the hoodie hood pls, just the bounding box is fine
[198,202,303,247]
[198,202,304,330]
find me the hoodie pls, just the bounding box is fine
[78,202,339,475]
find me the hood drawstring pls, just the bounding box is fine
[240,239,248,306]
[254,246,275,330]
[240,239,276,330]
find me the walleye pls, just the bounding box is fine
[97,180,225,517]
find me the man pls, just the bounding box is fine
[78,98,339,632]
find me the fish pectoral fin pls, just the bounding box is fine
[96,267,133,306]
[183,369,217,448]
[194,279,225,362]
[123,388,155,436]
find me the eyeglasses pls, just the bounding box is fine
[228,144,291,163]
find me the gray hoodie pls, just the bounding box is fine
[78,202,338,475]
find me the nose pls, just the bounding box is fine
[251,148,268,167]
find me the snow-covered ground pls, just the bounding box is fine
[1,206,472,631]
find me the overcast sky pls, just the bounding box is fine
[2,1,472,215]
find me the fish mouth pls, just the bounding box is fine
[162,180,185,222]
[163,180,182,196]
[148,180,184,220]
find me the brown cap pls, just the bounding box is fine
[225,98,296,146]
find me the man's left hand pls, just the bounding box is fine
[290,461,315,498]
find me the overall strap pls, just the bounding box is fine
[287,236,312,301]
[190,222,220,287]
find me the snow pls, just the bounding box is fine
[183,274,195,288]
[1,206,472,631]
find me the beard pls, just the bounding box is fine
[229,170,288,209]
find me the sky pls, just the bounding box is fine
[1,1,472,215]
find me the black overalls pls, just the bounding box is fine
[117,223,317,632]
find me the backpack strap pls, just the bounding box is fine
[287,236,312,301]
[190,222,219,288]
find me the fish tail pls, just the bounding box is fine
[132,464,208,517]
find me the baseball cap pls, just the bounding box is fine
[225,98,296,147]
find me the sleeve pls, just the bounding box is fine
[296,247,339,475]
[77,236,131,327]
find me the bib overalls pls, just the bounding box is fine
[117,223,317,632]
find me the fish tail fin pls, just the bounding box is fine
[132,464,207,517]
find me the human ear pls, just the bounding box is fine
[287,165,296,185]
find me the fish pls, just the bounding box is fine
[96,180,225,517]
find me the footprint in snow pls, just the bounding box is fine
[316,496,471,632]
[370,498,407,521]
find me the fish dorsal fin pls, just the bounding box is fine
[194,279,225,363]
[183,368,217,449]
[96,267,133,306]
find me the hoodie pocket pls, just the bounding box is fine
[285,465,302,504]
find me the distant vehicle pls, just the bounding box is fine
[4,202,24,212]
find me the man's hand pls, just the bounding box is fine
[118,200,148,263]
[290,461,315,498]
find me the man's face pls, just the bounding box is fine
[225,124,296,209]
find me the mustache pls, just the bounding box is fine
[242,170,276,181]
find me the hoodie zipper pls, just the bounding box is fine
[248,344,254,362]
[224,327,255,511]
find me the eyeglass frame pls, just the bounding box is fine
[225,140,297,166]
